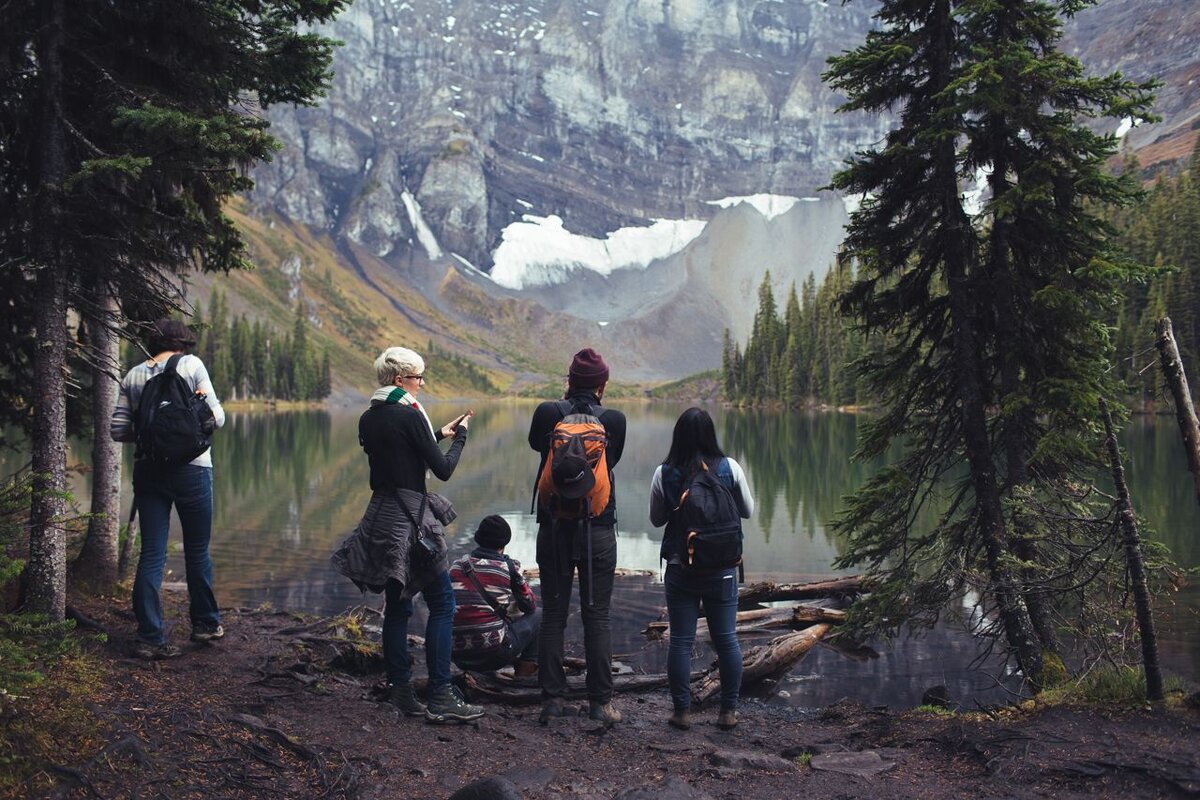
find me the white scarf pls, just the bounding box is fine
[371,385,436,440]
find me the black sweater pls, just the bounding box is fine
[360,402,467,492]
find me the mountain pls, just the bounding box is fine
[230,0,1200,388]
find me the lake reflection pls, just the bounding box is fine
[85,403,1200,707]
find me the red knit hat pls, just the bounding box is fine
[568,347,609,388]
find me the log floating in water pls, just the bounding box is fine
[691,623,832,706]
[643,605,845,640]
[737,576,868,607]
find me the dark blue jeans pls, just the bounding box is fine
[132,461,219,645]
[665,564,742,712]
[384,571,455,690]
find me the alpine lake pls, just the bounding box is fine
[52,402,1200,710]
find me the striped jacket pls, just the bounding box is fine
[450,547,536,657]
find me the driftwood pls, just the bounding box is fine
[643,605,845,640]
[462,669,672,705]
[692,623,832,706]
[737,576,867,607]
[1154,317,1200,506]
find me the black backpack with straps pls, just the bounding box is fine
[134,354,216,466]
[671,459,744,576]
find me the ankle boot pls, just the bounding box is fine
[668,707,691,730]
[425,685,485,724]
[386,683,426,716]
[588,700,622,725]
[716,707,738,730]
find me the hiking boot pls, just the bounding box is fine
[588,701,622,725]
[668,707,691,730]
[133,640,182,660]
[514,659,539,678]
[425,685,485,724]
[190,623,225,642]
[386,683,427,716]
[539,697,569,724]
[716,708,738,730]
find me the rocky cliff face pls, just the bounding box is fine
[250,0,885,268]
[248,0,1200,380]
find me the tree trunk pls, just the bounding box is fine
[1099,398,1165,703]
[75,287,122,587]
[932,0,1042,690]
[26,0,69,620]
[1154,317,1200,506]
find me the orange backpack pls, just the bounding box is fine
[534,401,611,519]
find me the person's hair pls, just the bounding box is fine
[663,407,725,471]
[375,346,425,386]
[146,318,197,354]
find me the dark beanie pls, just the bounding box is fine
[474,515,512,550]
[568,347,609,388]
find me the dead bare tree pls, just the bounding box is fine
[1099,398,1164,703]
[1154,317,1200,507]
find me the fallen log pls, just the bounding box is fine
[737,576,867,607]
[691,623,832,706]
[643,605,845,640]
[461,670,673,705]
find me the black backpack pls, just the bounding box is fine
[671,459,744,576]
[134,354,216,465]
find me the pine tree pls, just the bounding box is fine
[2,0,348,616]
[826,0,1157,689]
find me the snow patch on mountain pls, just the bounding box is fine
[489,214,706,290]
[707,194,802,220]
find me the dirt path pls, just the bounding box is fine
[15,597,1200,800]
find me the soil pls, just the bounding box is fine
[13,594,1200,800]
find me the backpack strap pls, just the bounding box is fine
[392,490,429,537]
[529,398,580,513]
[461,559,510,623]
[162,353,185,377]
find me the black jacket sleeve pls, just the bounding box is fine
[410,413,468,481]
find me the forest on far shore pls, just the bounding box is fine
[723,142,1200,410]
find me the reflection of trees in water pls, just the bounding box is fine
[719,410,871,547]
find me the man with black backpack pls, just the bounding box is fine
[111,319,225,659]
[528,347,626,724]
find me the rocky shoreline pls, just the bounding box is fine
[10,594,1199,800]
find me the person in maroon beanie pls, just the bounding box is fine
[527,347,627,724]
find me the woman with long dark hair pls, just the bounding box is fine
[649,407,754,730]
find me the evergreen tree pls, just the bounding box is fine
[2,0,347,617]
[825,0,1157,688]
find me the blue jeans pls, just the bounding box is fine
[665,564,742,712]
[385,571,455,690]
[132,461,219,645]
[455,608,543,672]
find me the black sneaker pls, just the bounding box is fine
[386,683,427,716]
[191,623,225,642]
[134,641,182,660]
[425,686,485,724]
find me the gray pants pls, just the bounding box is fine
[536,520,617,704]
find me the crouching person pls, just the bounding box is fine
[451,516,541,676]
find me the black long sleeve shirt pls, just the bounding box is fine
[360,402,467,493]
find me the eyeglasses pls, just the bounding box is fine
[403,374,425,383]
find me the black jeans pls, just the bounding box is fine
[536,520,617,704]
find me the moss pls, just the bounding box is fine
[0,652,108,796]
[1036,665,1191,708]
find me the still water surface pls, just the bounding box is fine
[65,403,1200,708]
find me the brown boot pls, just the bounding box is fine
[716,707,738,730]
[514,659,539,678]
[668,707,691,730]
[588,701,622,725]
